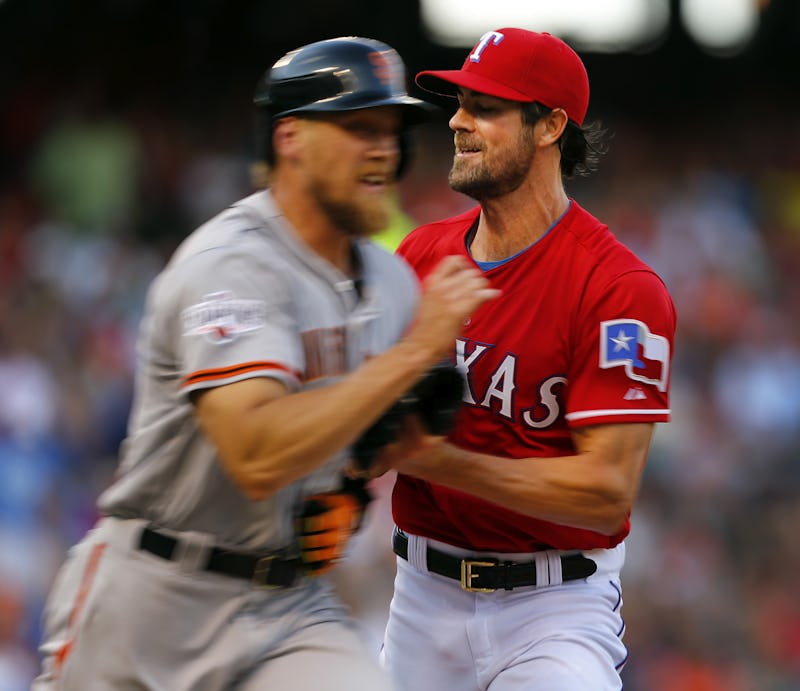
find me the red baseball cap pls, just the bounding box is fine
[416,28,590,125]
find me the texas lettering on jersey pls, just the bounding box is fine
[455,337,567,429]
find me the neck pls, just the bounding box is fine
[469,171,569,263]
[270,179,353,274]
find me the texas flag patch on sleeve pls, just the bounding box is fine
[599,319,670,392]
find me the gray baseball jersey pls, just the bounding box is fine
[98,190,420,551]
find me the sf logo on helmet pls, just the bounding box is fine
[368,50,401,87]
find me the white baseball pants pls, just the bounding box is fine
[381,532,627,691]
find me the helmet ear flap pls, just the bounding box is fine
[396,130,413,179]
[253,107,275,167]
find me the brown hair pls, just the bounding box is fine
[521,102,609,179]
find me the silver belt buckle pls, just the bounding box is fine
[252,556,281,590]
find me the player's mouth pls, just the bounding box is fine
[359,173,392,192]
[454,140,483,158]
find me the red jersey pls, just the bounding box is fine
[394,201,676,552]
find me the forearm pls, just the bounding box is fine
[392,423,653,535]
[425,448,629,534]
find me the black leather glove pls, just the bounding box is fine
[352,362,464,472]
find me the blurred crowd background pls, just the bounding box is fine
[2,1,800,689]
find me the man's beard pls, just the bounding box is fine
[313,184,391,237]
[449,128,535,201]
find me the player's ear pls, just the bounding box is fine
[537,108,568,146]
[272,116,304,163]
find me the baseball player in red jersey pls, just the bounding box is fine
[32,37,497,690]
[377,28,676,691]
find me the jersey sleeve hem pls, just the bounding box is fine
[181,361,302,396]
[565,408,671,426]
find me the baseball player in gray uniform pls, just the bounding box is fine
[33,37,497,690]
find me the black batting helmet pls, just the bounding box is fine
[253,36,433,175]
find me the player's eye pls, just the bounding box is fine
[457,96,504,118]
[343,122,399,143]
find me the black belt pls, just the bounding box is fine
[392,529,597,592]
[138,527,303,589]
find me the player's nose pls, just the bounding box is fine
[449,106,474,133]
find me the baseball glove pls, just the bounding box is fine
[352,362,464,472]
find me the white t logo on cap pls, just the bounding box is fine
[469,31,505,63]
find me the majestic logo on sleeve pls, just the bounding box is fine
[600,319,669,392]
[182,291,267,344]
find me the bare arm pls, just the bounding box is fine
[193,256,499,501]
[383,421,654,536]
